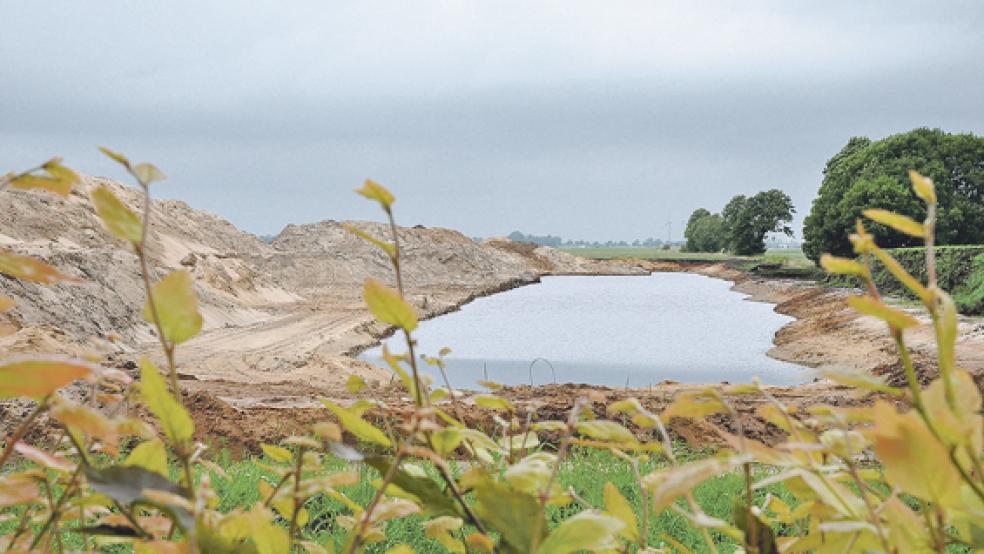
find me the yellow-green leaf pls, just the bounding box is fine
[846,296,919,329]
[8,158,78,196]
[140,358,194,444]
[364,278,417,331]
[132,163,166,185]
[0,251,82,284]
[0,295,14,313]
[863,209,925,238]
[100,146,131,168]
[124,439,169,477]
[424,516,465,554]
[575,421,636,444]
[431,427,462,457]
[603,482,639,541]
[538,510,624,554]
[355,179,395,209]
[465,534,495,553]
[343,224,396,256]
[474,394,513,412]
[0,473,42,507]
[0,356,96,399]
[91,186,143,244]
[320,399,392,447]
[819,254,866,277]
[662,390,727,420]
[261,443,293,464]
[871,247,933,303]
[144,270,203,344]
[346,374,367,394]
[909,170,936,205]
[871,401,961,507]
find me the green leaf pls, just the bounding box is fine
[140,357,194,444]
[431,427,462,457]
[132,163,166,185]
[0,356,96,399]
[84,464,186,507]
[863,209,925,238]
[846,295,920,329]
[471,474,546,554]
[364,456,460,517]
[124,439,169,477]
[91,186,143,244]
[320,399,391,447]
[819,254,866,277]
[364,278,417,331]
[144,270,203,344]
[355,179,395,209]
[8,158,78,197]
[538,510,624,554]
[603,482,639,541]
[0,251,82,284]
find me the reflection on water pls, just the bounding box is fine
[361,274,808,389]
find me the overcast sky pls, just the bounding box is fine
[3,1,983,241]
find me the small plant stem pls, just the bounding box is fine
[135,181,197,501]
[530,398,584,553]
[630,459,650,549]
[287,447,306,550]
[29,465,83,550]
[0,398,47,468]
[262,472,294,508]
[840,426,892,553]
[40,479,64,552]
[347,450,407,554]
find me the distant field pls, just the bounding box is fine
[560,246,810,265]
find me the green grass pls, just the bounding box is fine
[561,246,809,264]
[2,448,795,553]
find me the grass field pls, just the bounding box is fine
[2,447,794,552]
[561,246,814,268]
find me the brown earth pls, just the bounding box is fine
[3,177,984,454]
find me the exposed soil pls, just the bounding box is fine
[3,178,984,455]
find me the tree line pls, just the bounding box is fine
[802,127,984,262]
[683,189,796,255]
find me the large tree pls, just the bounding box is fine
[802,128,984,262]
[722,190,795,255]
[683,209,726,252]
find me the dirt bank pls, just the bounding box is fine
[5,178,984,453]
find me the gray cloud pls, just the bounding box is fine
[3,1,983,239]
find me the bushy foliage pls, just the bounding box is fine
[684,190,794,256]
[802,128,984,263]
[1,156,983,553]
[682,209,726,253]
[826,245,984,315]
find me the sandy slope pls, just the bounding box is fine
[1,176,644,399]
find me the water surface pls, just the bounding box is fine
[362,274,807,388]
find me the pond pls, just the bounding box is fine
[361,273,809,389]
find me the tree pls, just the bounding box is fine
[802,128,984,262]
[722,190,795,255]
[683,208,726,252]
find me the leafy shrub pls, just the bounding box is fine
[825,245,984,315]
[1,157,983,553]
